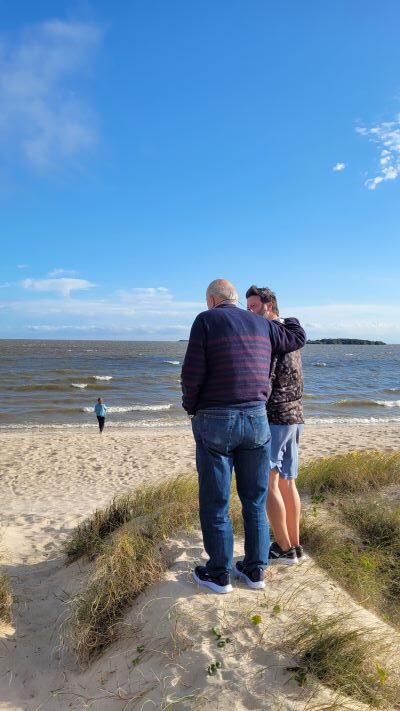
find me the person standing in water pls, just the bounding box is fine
[94,397,107,434]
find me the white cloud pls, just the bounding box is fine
[356,115,400,189]
[0,19,102,170]
[2,284,399,341]
[284,303,400,341]
[333,162,346,172]
[21,277,95,297]
[16,263,28,269]
[47,268,77,277]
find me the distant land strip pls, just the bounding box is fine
[306,338,386,345]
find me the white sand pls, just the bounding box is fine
[0,422,399,710]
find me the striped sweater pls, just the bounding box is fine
[181,304,306,414]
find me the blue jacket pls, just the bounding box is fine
[181,304,306,414]
[94,403,107,417]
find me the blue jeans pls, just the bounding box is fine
[192,406,271,576]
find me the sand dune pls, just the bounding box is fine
[1,422,399,710]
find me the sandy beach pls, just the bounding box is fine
[1,422,399,710]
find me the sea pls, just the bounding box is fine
[0,340,399,431]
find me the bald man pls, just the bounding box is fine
[181,279,306,594]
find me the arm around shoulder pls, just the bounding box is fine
[269,317,306,355]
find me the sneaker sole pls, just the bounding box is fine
[192,570,233,594]
[268,557,299,566]
[296,554,308,563]
[234,568,265,589]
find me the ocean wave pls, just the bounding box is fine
[303,393,317,399]
[375,400,400,408]
[345,353,354,356]
[0,418,189,431]
[163,360,180,365]
[384,387,400,393]
[306,416,400,424]
[71,383,88,389]
[333,398,400,408]
[312,362,328,367]
[81,404,173,413]
[92,375,113,381]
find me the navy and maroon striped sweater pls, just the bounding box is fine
[181,303,306,414]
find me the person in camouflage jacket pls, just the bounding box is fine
[246,285,306,566]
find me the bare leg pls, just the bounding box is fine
[278,478,301,547]
[266,469,292,550]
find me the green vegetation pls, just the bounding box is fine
[297,450,400,496]
[0,574,12,624]
[306,338,386,344]
[285,614,399,707]
[65,474,243,663]
[299,451,400,626]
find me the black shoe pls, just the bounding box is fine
[234,560,265,589]
[295,545,308,562]
[192,565,233,594]
[268,542,298,565]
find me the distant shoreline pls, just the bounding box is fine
[306,338,386,345]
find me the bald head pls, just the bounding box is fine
[206,279,239,309]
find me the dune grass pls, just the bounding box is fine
[0,574,12,625]
[300,451,400,627]
[297,450,400,497]
[65,474,243,663]
[285,614,399,708]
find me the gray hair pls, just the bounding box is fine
[206,279,239,303]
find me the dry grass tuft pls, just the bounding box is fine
[0,574,12,624]
[67,530,165,664]
[285,614,400,708]
[298,451,400,497]
[65,474,244,664]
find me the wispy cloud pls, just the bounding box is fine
[356,115,400,189]
[21,277,95,297]
[286,303,400,341]
[47,268,78,277]
[0,19,102,170]
[1,282,399,341]
[16,263,29,269]
[333,162,346,172]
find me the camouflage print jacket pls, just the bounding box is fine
[267,348,304,425]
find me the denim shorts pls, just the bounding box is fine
[270,424,304,480]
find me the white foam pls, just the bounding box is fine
[312,362,327,367]
[164,360,180,365]
[81,404,173,413]
[71,383,88,389]
[375,400,400,408]
[92,375,113,381]
[305,416,400,424]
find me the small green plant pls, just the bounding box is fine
[211,626,231,648]
[251,614,262,625]
[272,605,281,615]
[207,660,222,675]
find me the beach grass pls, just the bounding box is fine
[0,574,12,625]
[285,613,399,708]
[300,452,400,627]
[65,474,243,663]
[297,450,400,496]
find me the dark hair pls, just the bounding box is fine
[245,285,279,316]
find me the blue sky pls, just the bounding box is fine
[1,1,400,342]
